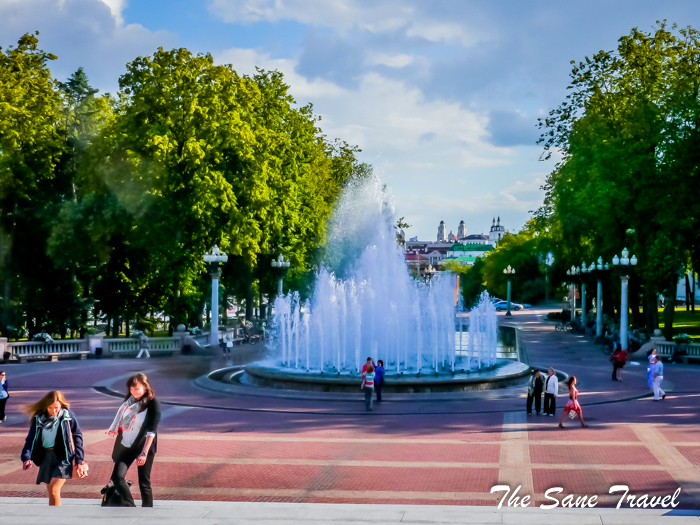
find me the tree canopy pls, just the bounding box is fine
[0,35,369,338]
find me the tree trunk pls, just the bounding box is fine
[630,277,643,327]
[245,278,254,321]
[663,292,675,341]
[686,272,691,311]
[644,290,659,333]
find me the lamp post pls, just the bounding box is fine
[612,248,638,351]
[204,245,228,346]
[271,254,291,296]
[580,262,591,319]
[503,265,515,318]
[423,264,436,284]
[590,257,610,339]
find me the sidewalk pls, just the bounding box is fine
[0,308,698,512]
[1,498,698,524]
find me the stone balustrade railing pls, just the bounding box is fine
[106,336,181,357]
[0,326,246,363]
[9,339,89,363]
[654,339,700,360]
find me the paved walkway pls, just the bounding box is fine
[0,307,698,516]
[1,498,698,524]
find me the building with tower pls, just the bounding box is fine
[489,217,506,245]
[404,217,508,269]
[457,220,466,240]
[437,221,448,242]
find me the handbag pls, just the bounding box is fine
[101,479,135,507]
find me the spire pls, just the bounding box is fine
[497,216,500,226]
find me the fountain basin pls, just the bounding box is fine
[225,359,531,393]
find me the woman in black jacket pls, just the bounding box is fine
[107,373,161,507]
[21,391,88,506]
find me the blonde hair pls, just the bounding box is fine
[25,391,70,417]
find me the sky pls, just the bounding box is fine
[2,0,699,241]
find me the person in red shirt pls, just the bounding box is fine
[361,357,374,378]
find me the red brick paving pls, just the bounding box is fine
[1,308,699,509]
[529,444,660,465]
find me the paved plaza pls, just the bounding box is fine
[1,308,699,522]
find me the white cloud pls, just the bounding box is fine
[367,53,414,68]
[215,47,543,239]
[209,0,413,32]
[405,22,477,46]
[209,0,483,45]
[97,0,126,25]
[0,0,176,94]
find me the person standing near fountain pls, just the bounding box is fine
[544,368,558,416]
[526,370,544,415]
[362,364,375,411]
[375,360,385,403]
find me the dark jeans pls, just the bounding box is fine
[0,397,6,420]
[364,387,374,411]
[544,393,556,415]
[111,442,156,507]
[612,362,622,380]
[376,383,383,402]
[526,392,542,414]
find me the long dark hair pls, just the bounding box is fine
[125,373,155,406]
[566,376,577,388]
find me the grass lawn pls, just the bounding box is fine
[659,308,700,339]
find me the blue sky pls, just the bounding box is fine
[2,0,699,240]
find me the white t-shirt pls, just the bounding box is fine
[121,409,148,448]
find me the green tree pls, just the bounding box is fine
[538,22,700,338]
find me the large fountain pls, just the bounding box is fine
[234,179,530,393]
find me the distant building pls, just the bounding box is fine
[405,217,506,269]
[489,217,506,245]
[437,220,448,242]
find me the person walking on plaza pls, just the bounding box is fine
[222,330,234,359]
[0,371,8,422]
[20,391,88,506]
[137,331,150,359]
[526,370,544,415]
[611,346,627,381]
[361,363,375,411]
[647,349,657,389]
[559,376,588,428]
[107,373,161,507]
[543,367,558,417]
[374,360,385,403]
[652,356,666,401]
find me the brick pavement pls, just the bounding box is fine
[0,307,698,511]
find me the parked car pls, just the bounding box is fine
[493,300,523,311]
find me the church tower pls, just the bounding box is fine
[437,220,447,242]
[457,220,466,240]
[489,216,505,246]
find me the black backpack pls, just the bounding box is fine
[101,479,135,507]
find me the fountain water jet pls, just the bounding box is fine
[233,179,530,393]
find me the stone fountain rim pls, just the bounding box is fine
[243,359,530,388]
